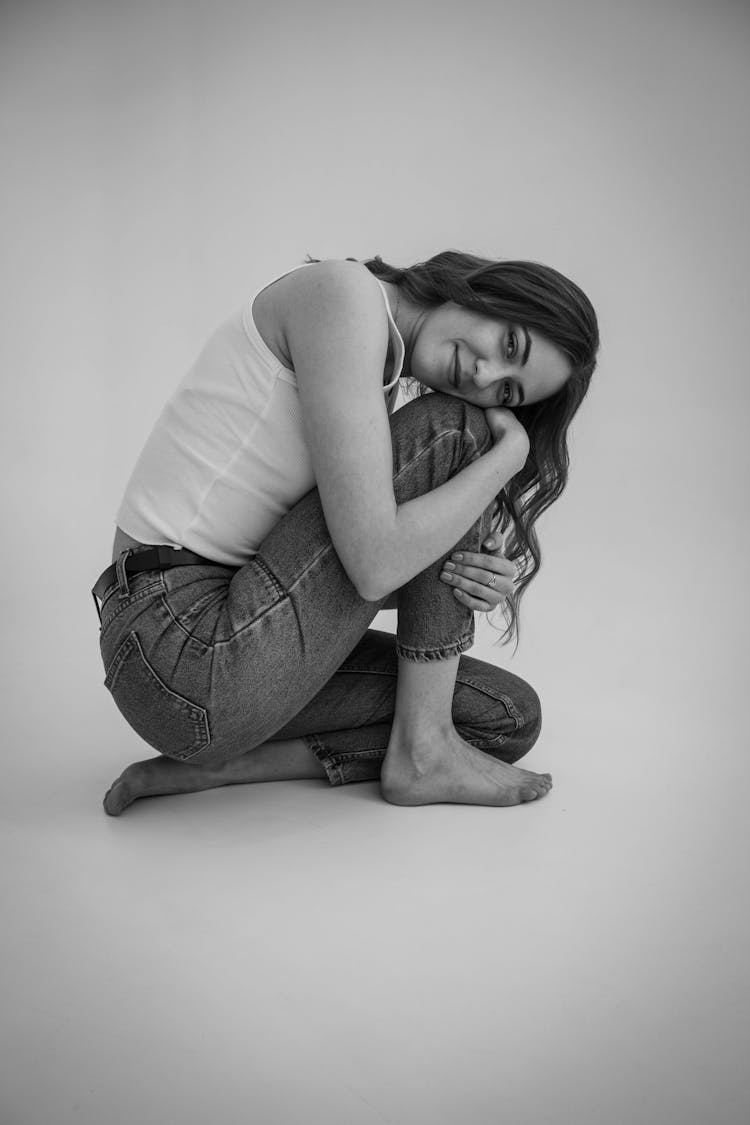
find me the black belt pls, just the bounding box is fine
[91,546,222,621]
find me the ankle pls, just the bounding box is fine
[386,720,458,776]
[390,715,454,746]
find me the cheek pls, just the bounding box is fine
[413,333,443,379]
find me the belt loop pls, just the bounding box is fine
[115,549,133,598]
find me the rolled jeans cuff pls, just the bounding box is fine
[395,626,475,662]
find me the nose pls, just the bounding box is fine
[472,358,503,390]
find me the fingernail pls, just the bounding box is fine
[444,561,456,570]
[452,553,463,561]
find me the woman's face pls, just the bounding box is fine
[406,302,571,408]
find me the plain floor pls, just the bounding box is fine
[1,601,747,1125]
[2,1,749,1120]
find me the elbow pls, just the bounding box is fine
[355,576,387,603]
[351,564,389,604]
[342,540,395,603]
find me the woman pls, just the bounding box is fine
[93,250,599,815]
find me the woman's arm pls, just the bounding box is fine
[283,260,526,601]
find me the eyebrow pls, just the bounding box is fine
[520,326,532,367]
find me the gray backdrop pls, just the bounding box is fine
[1,1,748,1123]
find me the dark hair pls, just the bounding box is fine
[307,250,600,645]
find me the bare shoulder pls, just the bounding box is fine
[289,258,382,298]
[255,259,387,371]
[281,259,389,374]
[284,259,385,327]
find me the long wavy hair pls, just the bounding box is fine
[306,250,600,645]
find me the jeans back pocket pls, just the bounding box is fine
[104,631,210,761]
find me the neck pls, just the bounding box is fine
[382,281,424,378]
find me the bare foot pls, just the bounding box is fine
[380,725,552,807]
[103,739,327,816]
[103,757,219,816]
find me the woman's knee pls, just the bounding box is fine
[460,662,542,762]
[389,393,494,497]
[497,675,542,762]
[397,391,492,449]
[516,676,542,741]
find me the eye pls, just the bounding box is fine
[501,381,512,405]
[505,330,518,361]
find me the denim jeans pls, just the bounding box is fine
[95,393,541,784]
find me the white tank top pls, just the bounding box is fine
[115,262,405,566]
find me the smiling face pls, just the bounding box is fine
[406,302,572,408]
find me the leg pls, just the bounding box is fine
[103,737,326,816]
[104,628,546,813]
[276,627,550,806]
[380,654,552,805]
[272,627,546,792]
[379,409,553,804]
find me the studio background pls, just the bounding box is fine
[1,1,748,1123]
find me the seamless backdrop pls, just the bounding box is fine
[1,2,748,1124]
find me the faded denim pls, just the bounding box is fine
[94,394,542,784]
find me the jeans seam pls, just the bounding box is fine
[157,570,285,647]
[392,425,482,486]
[252,555,289,600]
[157,595,213,648]
[327,748,386,763]
[465,733,509,746]
[99,579,165,635]
[453,675,524,727]
[261,542,334,598]
[167,586,227,624]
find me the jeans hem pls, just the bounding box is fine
[305,733,345,787]
[395,630,474,662]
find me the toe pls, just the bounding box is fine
[103,780,125,817]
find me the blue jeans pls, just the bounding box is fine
[95,394,541,784]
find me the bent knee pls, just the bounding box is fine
[478,673,542,764]
[398,391,492,449]
[518,679,542,742]
[426,390,491,433]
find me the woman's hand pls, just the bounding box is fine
[439,534,516,613]
[483,406,529,467]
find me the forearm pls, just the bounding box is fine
[370,442,521,601]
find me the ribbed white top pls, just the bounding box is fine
[115,262,405,566]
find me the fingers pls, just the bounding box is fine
[450,550,516,578]
[442,561,515,598]
[440,566,511,604]
[450,587,494,611]
[460,564,515,592]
